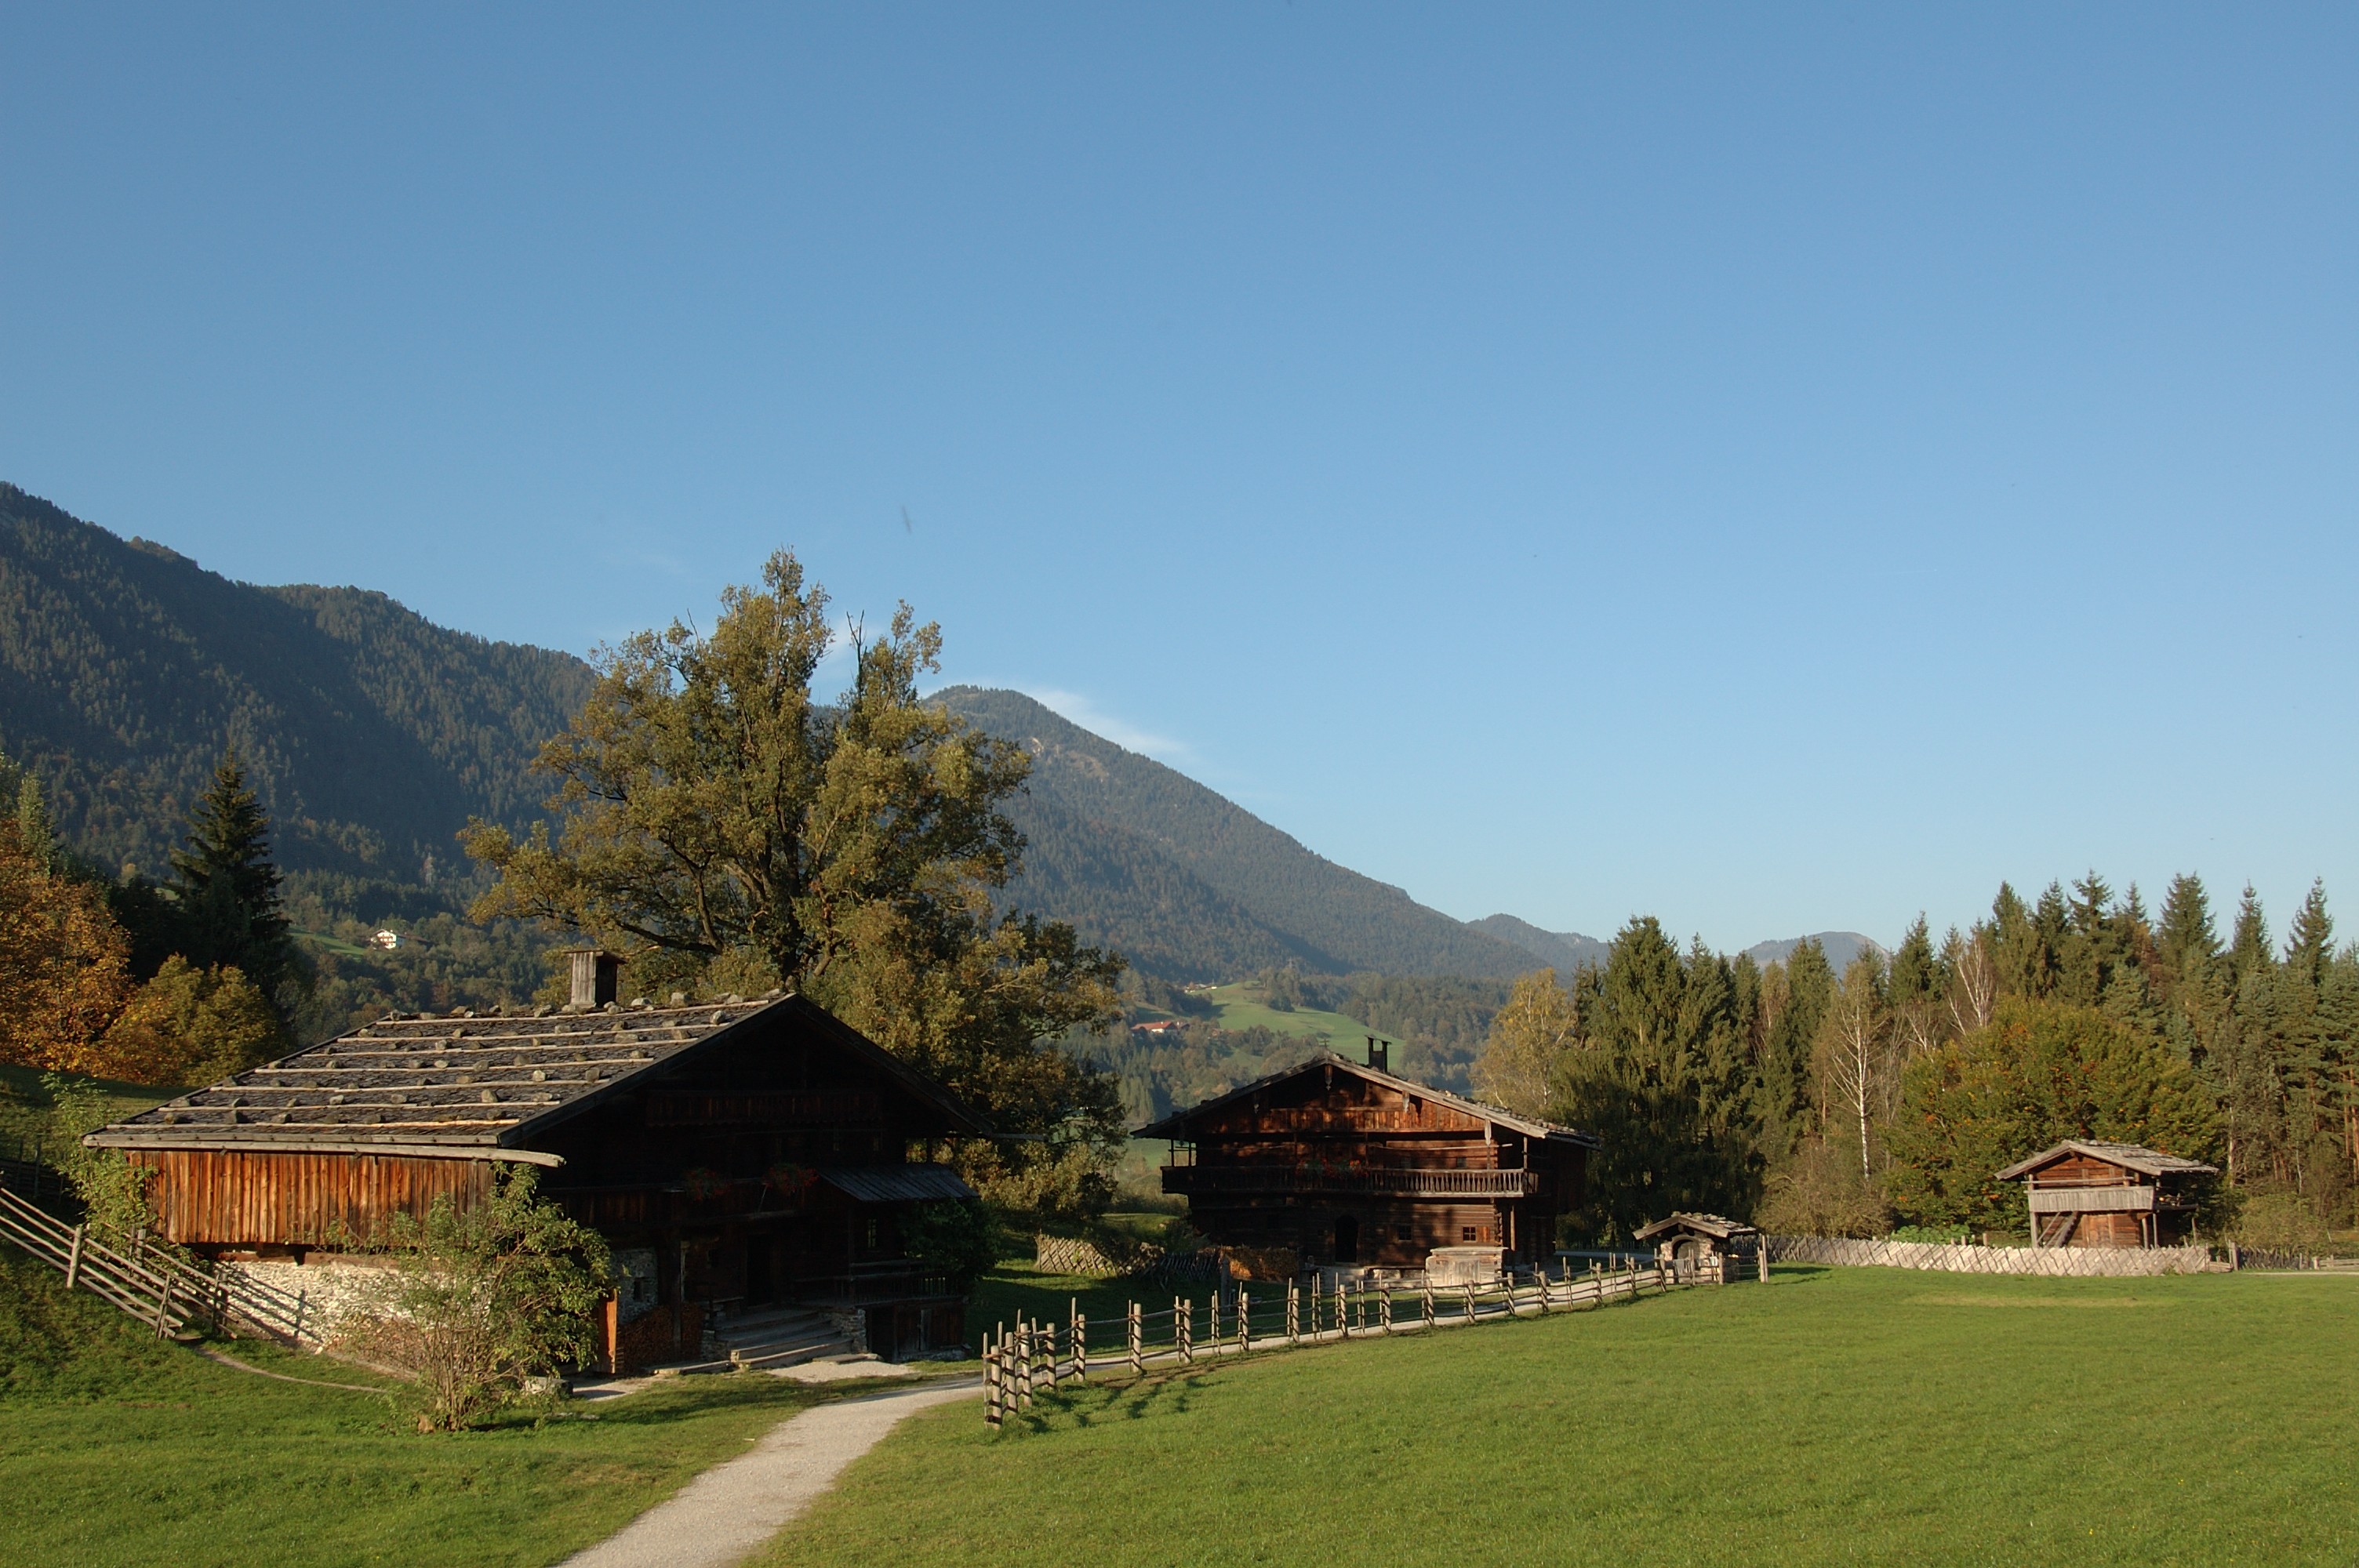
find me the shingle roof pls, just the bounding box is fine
[1132,1050,1599,1147]
[85,991,988,1162]
[1994,1140,2219,1181]
[1632,1212,1760,1243]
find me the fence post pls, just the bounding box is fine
[1286,1283,1299,1345]
[1379,1285,1392,1332]
[1074,1307,1088,1382]
[1129,1300,1142,1376]
[984,1328,1000,1425]
[1179,1299,1193,1366]
[1209,1291,1220,1354]
[64,1224,85,1292]
[1463,1283,1477,1325]
[1759,1243,1769,1283]
[1238,1289,1250,1352]
[1422,1283,1434,1327]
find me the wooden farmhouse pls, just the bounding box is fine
[1994,1140,2218,1248]
[1136,1043,1597,1276]
[1631,1212,1761,1280]
[85,954,987,1368]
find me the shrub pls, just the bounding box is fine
[902,1200,999,1290]
[41,1073,158,1243]
[1755,1138,1890,1237]
[351,1167,611,1432]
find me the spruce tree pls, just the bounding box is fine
[171,752,299,1013]
[2155,873,2219,996]
[2230,885,2273,985]
[2286,879,2334,986]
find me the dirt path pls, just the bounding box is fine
[558,1376,980,1568]
[195,1345,390,1393]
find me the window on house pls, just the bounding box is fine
[1394,1225,1412,1242]
[863,1218,880,1249]
[1461,1225,1478,1242]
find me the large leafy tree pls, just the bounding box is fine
[1885,999,2219,1232]
[462,550,1125,1166]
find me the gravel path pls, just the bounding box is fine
[558,1376,980,1568]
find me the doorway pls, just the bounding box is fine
[746,1236,775,1304]
[1334,1215,1359,1263]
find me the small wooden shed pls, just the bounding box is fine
[1631,1213,1761,1280]
[1994,1140,2217,1248]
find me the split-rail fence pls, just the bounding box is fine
[0,1184,311,1341]
[983,1260,1684,1428]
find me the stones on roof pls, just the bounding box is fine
[89,996,780,1152]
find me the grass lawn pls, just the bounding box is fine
[0,1249,919,1568]
[1198,984,1369,1051]
[762,1265,2359,1568]
[0,1063,177,1157]
[968,1258,1231,1354]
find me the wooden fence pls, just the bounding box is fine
[983,1261,1675,1427]
[0,1184,312,1341]
[1764,1233,2218,1276]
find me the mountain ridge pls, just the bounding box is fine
[0,483,593,878]
[933,686,1539,981]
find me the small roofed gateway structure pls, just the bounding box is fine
[1136,1040,1598,1279]
[1994,1140,2219,1249]
[1631,1213,1761,1281]
[84,952,989,1367]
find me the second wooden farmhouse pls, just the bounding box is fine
[1137,1042,1597,1274]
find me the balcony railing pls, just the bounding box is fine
[1163,1164,1541,1199]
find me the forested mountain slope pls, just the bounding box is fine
[0,484,594,877]
[935,686,1537,981]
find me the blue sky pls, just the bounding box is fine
[4,5,2354,953]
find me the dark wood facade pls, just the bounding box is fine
[92,992,988,1366]
[1137,1050,1596,1272]
[1994,1140,2217,1248]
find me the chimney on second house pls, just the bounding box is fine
[569,949,624,1010]
[1365,1035,1389,1072]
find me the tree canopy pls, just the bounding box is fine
[463,550,1127,1181]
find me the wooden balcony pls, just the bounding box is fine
[1163,1163,1541,1199]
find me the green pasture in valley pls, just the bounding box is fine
[1197,984,1372,1054]
[763,1264,2359,1568]
[0,1249,918,1568]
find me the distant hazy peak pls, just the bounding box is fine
[1742,931,1886,971]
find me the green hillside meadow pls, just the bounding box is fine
[760,1266,2359,1568]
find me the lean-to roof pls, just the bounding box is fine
[1133,1050,1598,1147]
[85,992,987,1163]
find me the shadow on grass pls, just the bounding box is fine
[998,1367,1213,1436]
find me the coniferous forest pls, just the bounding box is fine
[1472,876,2356,1247]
